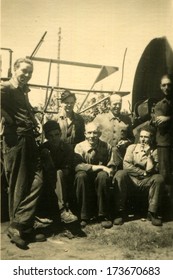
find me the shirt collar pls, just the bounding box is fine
[83,140,100,152]
[108,111,121,121]
[134,143,150,154]
[59,110,75,120]
[10,78,30,93]
[10,78,19,88]
[162,97,171,104]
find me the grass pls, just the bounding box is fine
[85,220,173,253]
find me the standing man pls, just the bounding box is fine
[152,74,173,199]
[74,122,116,228]
[93,94,134,169]
[57,90,85,149]
[113,126,164,226]
[1,58,45,249]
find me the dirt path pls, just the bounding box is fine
[1,221,173,260]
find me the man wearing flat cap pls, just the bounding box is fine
[57,90,85,149]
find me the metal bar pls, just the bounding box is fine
[43,87,55,113]
[27,56,119,70]
[78,92,130,114]
[0,48,13,78]
[77,67,104,112]
[79,95,110,114]
[44,60,52,107]
[28,83,117,94]
[1,48,13,52]
[38,91,130,115]
[29,31,47,58]
[8,49,13,78]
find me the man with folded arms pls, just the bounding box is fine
[74,122,117,228]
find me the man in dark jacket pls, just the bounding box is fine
[57,90,85,149]
[39,120,78,224]
[1,58,45,249]
[152,74,173,197]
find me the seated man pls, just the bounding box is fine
[74,122,116,228]
[113,126,164,226]
[39,120,77,224]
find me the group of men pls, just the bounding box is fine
[1,58,173,250]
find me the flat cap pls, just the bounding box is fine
[61,90,76,102]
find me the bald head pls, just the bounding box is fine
[110,94,122,116]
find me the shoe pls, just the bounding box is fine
[113,217,123,225]
[35,216,53,224]
[7,226,27,249]
[147,212,162,226]
[22,229,47,243]
[26,233,46,242]
[101,220,112,229]
[98,216,112,229]
[60,229,75,239]
[80,220,88,228]
[60,209,78,224]
[113,210,126,225]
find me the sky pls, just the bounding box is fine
[1,0,173,109]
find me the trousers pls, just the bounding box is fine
[3,135,43,230]
[74,170,111,220]
[113,170,164,214]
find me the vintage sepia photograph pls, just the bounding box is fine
[1,0,173,262]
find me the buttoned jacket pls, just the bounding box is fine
[123,143,158,177]
[153,98,173,147]
[93,111,134,148]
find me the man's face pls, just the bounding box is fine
[46,129,61,148]
[110,96,122,116]
[139,130,151,146]
[62,96,75,114]
[160,76,172,98]
[85,123,100,146]
[14,62,33,86]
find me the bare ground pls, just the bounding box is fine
[1,219,173,260]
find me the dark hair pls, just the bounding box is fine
[139,125,156,137]
[43,120,61,137]
[14,58,33,70]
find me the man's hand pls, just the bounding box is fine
[0,117,5,136]
[116,140,129,149]
[15,109,32,127]
[91,165,113,177]
[102,166,114,177]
